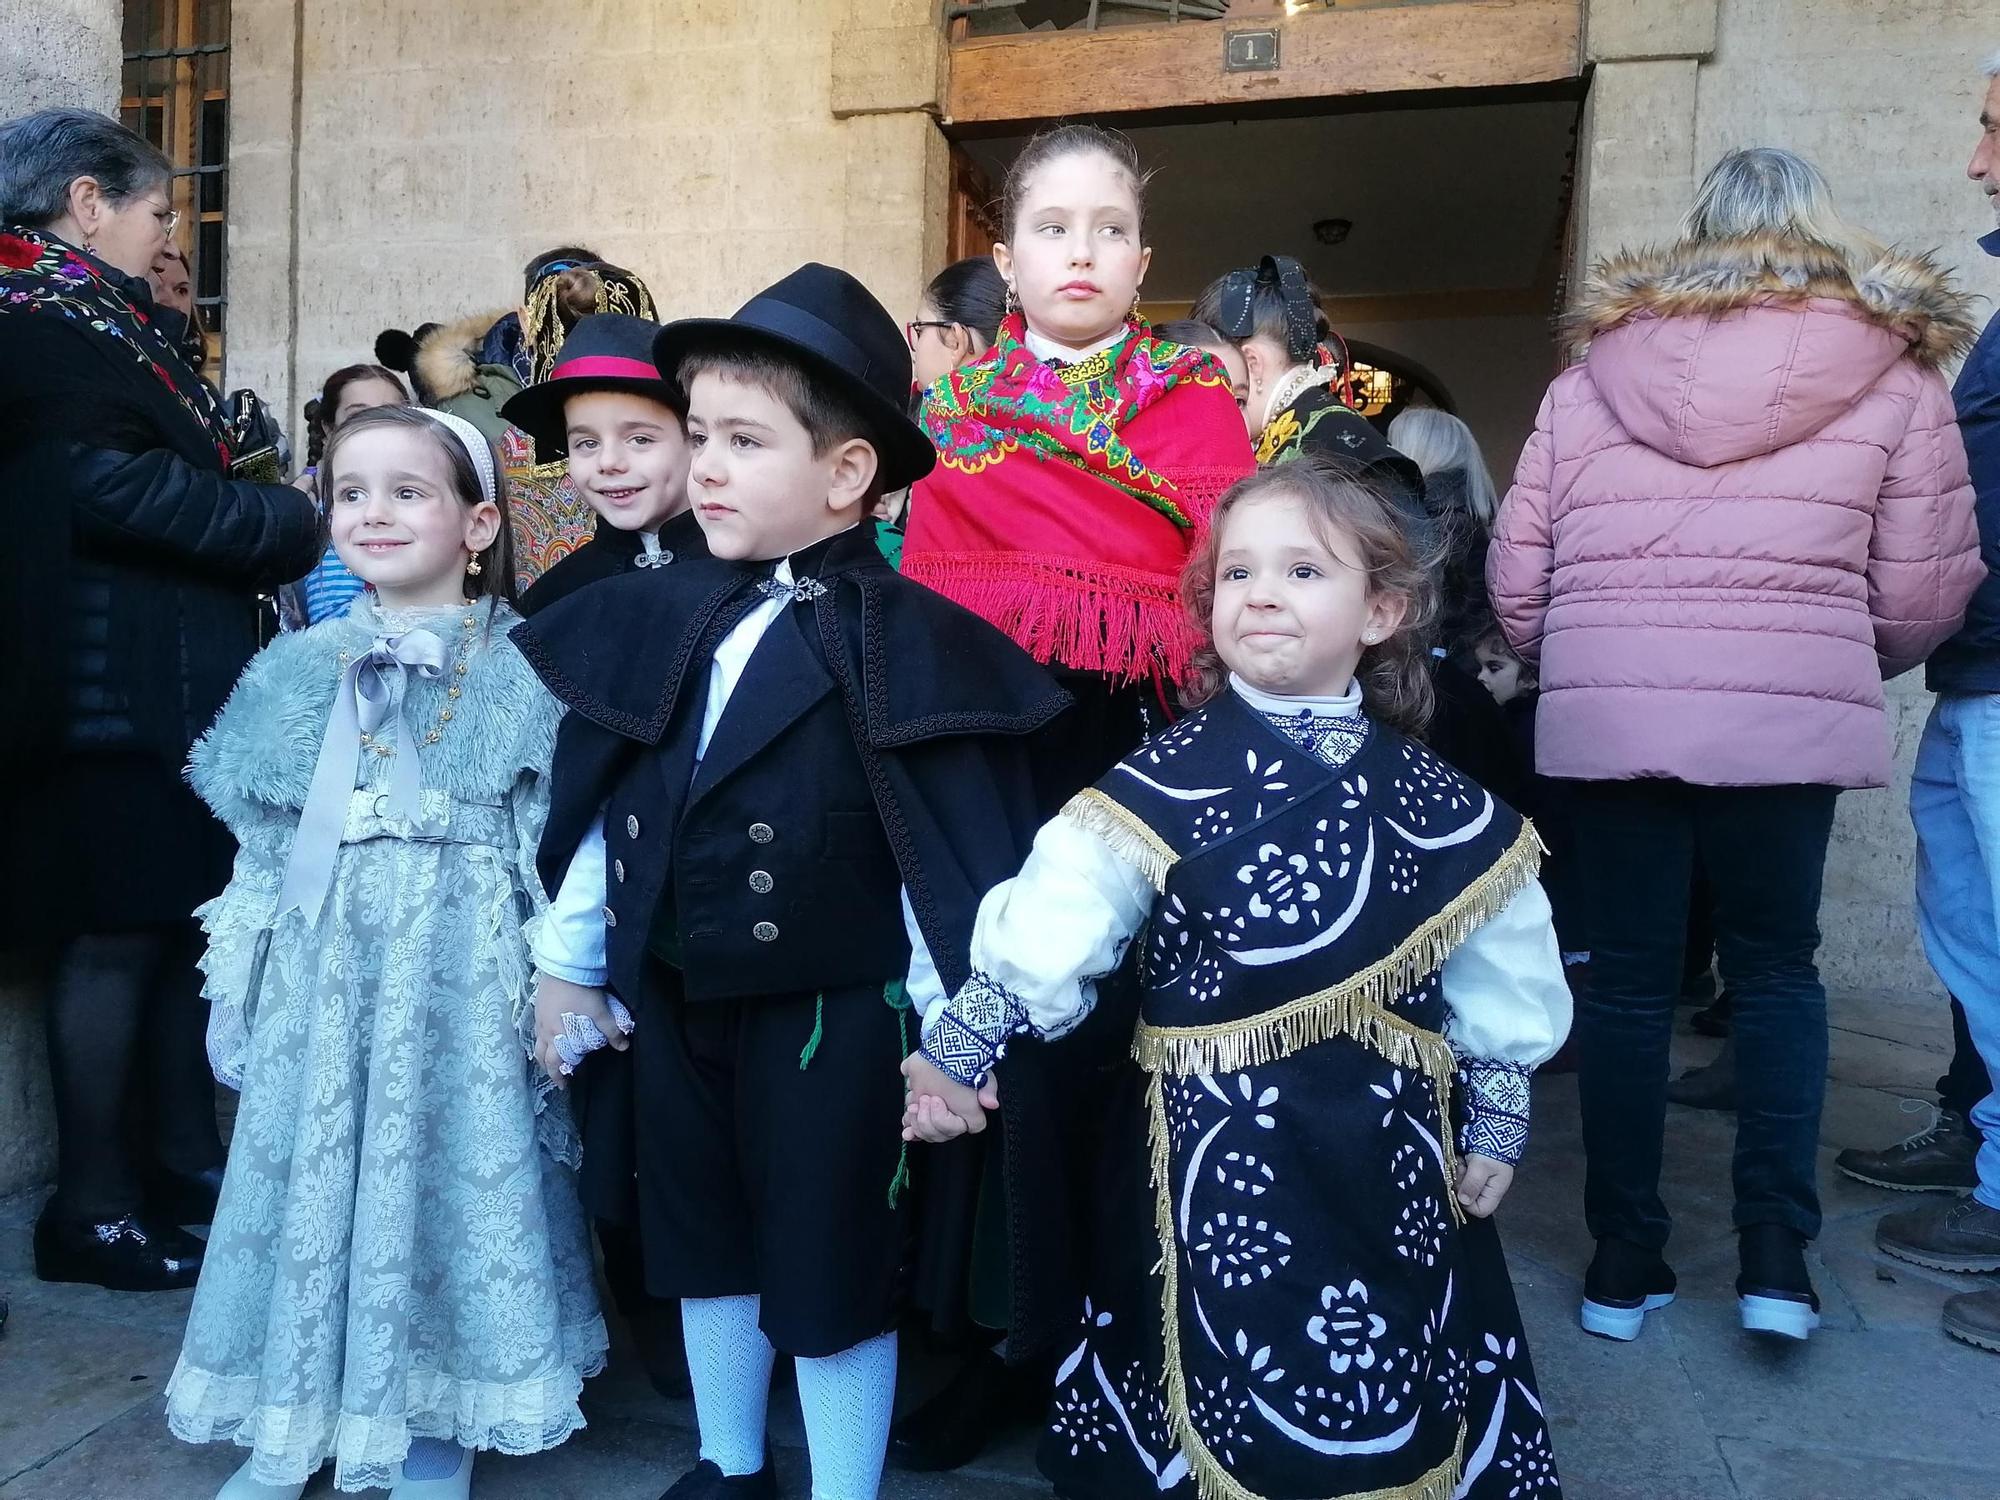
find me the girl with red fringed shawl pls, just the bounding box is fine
[889,125,1253,1475]
[905,125,1254,770]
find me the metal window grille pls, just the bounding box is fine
[120,0,229,366]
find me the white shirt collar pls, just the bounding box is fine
[1024,325,1127,365]
[1228,673,1363,720]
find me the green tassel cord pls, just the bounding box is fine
[884,978,912,1208]
[795,980,915,1207]
[798,993,825,1070]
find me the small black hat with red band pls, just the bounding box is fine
[500,313,686,459]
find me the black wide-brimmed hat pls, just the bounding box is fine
[499,313,684,458]
[652,263,936,492]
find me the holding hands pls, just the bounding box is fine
[902,1052,998,1142]
[532,973,634,1087]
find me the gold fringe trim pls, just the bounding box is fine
[1062,788,1176,893]
[1146,1071,1467,1500]
[1133,821,1543,1079]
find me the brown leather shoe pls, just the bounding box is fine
[1942,1287,2000,1354]
[1876,1195,2000,1273]
[1836,1106,1979,1193]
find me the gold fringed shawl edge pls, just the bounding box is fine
[1062,787,1176,892]
[1132,819,1543,1079]
[1145,1069,1467,1500]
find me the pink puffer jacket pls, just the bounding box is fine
[1489,236,1984,789]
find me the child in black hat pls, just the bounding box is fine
[511,264,1071,1500]
[502,313,706,615]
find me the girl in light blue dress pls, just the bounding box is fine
[165,406,605,1499]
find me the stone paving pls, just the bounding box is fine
[2,989,1997,1499]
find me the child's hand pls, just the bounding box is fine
[533,974,629,1087]
[901,1052,998,1143]
[1456,1153,1515,1218]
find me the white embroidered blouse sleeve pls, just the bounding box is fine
[1439,878,1572,1166]
[918,810,1156,1087]
[530,812,610,988]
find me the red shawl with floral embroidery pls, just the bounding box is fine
[905,314,1253,686]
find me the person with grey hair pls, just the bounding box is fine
[1866,51,2000,1358]
[1386,405,1497,655]
[0,108,319,1294]
[1490,144,1984,1346]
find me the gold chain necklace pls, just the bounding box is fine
[335,604,479,759]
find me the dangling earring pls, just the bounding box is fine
[1004,283,1019,314]
[465,555,482,577]
[1129,290,1143,320]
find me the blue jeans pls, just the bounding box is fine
[1569,779,1837,1250]
[1911,694,2000,1211]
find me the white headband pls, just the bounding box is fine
[416,408,499,506]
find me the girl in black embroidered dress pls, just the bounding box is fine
[905,461,1569,1500]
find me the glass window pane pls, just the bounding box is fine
[200,93,227,168]
[204,300,225,336]
[199,0,228,45]
[198,219,224,294]
[200,167,224,216]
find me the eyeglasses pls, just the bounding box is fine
[904,319,955,351]
[142,199,182,235]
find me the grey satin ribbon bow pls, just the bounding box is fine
[276,629,448,926]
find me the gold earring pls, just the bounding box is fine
[1004,284,1019,314]
[466,556,482,577]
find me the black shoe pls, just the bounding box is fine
[658,1460,776,1499]
[1689,990,1734,1038]
[1737,1223,1819,1341]
[1580,1238,1676,1342]
[33,1209,203,1292]
[1835,1106,1980,1193]
[145,1163,226,1228]
[889,1347,1012,1473]
[630,1297,693,1401]
[1667,1045,1736,1112]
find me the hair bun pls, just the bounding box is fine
[553,266,604,324]
[374,327,417,372]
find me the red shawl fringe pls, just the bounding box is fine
[904,549,1201,686]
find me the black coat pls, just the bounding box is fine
[0,238,320,941]
[518,508,711,617]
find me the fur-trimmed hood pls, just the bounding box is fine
[1565,236,1980,468]
[1570,235,1979,369]
[413,308,513,403]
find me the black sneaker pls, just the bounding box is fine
[1580,1238,1677,1341]
[1737,1223,1820,1341]
[658,1460,777,1500]
[1836,1106,1979,1193]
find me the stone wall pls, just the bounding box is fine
[226,0,949,445]
[1579,0,1999,996]
[0,0,120,1198]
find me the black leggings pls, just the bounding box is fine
[43,922,223,1222]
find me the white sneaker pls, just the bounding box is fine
[214,1456,306,1500]
[388,1444,473,1500]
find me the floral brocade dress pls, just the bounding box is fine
[164,596,605,1491]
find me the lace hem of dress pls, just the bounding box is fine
[165,1316,608,1492]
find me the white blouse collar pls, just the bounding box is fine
[1228,674,1363,720]
[1024,325,1126,365]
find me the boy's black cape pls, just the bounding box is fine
[513,524,1105,1356]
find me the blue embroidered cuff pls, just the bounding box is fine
[1457,1056,1532,1167]
[921,970,1032,1088]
